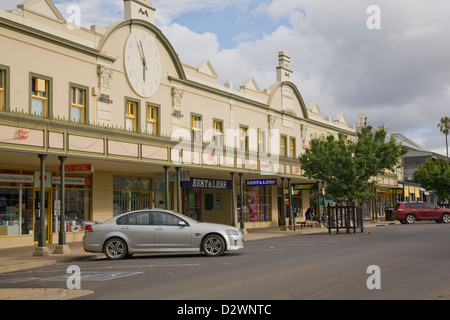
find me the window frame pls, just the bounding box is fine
[213,119,223,146]
[69,83,89,124]
[30,73,52,118]
[289,137,296,158]
[258,129,266,155]
[239,125,249,151]
[146,103,159,136]
[0,65,8,111]
[191,113,203,143]
[280,135,287,157]
[125,98,140,133]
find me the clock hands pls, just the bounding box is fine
[138,40,148,82]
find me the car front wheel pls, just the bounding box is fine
[405,214,416,224]
[442,213,450,224]
[202,234,225,257]
[104,238,128,260]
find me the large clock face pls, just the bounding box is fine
[124,28,162,98]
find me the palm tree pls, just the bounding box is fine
[437,116,450,158]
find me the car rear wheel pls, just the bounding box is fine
[405,214,416,224]
[202,234,225,257]
[442,213,450,224]
[104,238,128,260]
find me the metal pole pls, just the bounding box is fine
[163,166,170,210]
[58,156,67,245]
[38,154,47,247]
[230,172,236,227]
[175,167,181,213]
[281,177,286,228]
[288,178,293,229]
[239,173,244,230]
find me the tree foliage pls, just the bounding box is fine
[298,126,405,201]
[437,116,450,158]
[412,157,450,201]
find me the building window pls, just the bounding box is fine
[289,137,296,158]
[0,69,4,111]
[238,185,272,223]
[31,76,49,117]
[191,115,202,143]
[240,126,248,151]
[147,105,158,135]
[213,120,223,146]
[280,136,287,157]
[70,86,86,123]
[126,100,138,132]
[113,176,171,216]
[258,129,266,154]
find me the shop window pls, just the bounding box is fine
[191,115,202,143]
[147,105,158,135]
[31,76,50,117]
[126,100,138,132]
[113,176,170,216]
[52,174,91,232]
[238,185,272,223]
[0,170,34,236]
[70,86,86,123]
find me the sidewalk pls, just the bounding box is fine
[0,221,392,299]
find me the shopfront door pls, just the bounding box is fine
[34,190,51,244]
[141,192,152,210]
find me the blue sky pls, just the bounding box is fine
[1,0,449,156]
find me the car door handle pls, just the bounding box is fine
[120,226,130,230]
[155,227,163,231]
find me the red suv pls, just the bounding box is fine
[393,202,450,224]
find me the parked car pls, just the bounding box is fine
[83,209,244,259]
[393,202,450,224]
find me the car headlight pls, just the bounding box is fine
[226,229,240,236]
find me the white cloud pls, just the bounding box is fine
[153,0,252,26]
[161,23,219,64]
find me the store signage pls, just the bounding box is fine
[15,128,29,140]
[52,176,91,187]
[0,173,33,184]
[59,164,94,173]
[34,172,52,188]
[292,183,318,190]
[246,179,277,186]
[181,178,232,190]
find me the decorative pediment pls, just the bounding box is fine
[334,112,348,125]
[196,60,218,79]
[309,103,322,116]
[17,0,66,23]
[240,77,261,92]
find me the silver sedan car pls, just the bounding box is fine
[83,209,244,259]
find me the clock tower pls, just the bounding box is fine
[124,0,156,24]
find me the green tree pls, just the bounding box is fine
[437,116,450,158]
[298,126,405,201]
[412,157,450,201]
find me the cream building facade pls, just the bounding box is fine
[0,0,356,248]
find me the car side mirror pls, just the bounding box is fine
[178,221,188,227]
